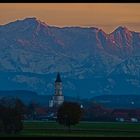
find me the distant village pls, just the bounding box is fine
[23,73,140,123]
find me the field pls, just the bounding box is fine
[1,121,140,137]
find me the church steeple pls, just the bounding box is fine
[55,72,63,96]
[49,72,64,108]
[55,72,62,83]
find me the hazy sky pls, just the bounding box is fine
[0,3,140,33]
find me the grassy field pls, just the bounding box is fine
[1,121,140,137]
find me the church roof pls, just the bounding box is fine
[55,72,62,82]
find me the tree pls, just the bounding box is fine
[0,104,5,133]
[57,102,83,131]
[0,97,25,134]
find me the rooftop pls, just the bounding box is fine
[55,72,62,83]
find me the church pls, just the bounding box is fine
[49,73,64,108]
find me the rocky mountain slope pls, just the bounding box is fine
[0,17,140,98]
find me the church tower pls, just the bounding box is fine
[55,72,62,96]
[49,73,64,107]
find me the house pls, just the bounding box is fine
[111,109,140,122]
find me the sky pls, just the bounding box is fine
[0,3,140,33]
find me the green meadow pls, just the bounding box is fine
[1,121,140,137]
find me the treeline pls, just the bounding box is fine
[0,97,84,134]
[81,101,114,121]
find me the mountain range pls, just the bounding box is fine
[0,17,140,98]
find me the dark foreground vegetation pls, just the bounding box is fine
[57,102,83,130]
[0,97,25,134]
